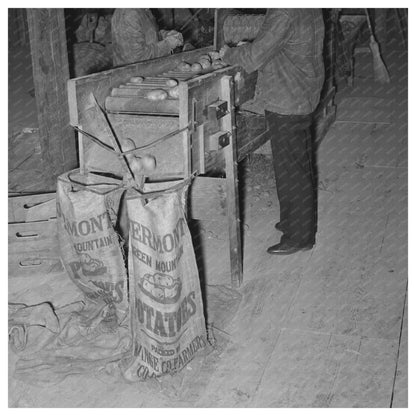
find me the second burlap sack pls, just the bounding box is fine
[122,181,207,381]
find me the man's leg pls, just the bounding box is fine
[266,111,316,250]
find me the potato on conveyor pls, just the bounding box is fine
[208,51,221,60]
[212,59,228,70]
[130,76,144,83]
[212,62,223,70]
[191,62,202,72]
[199,59,211,70]
[168,86,179,99]
[165,78,178,87]
[146,89,168,101]
[177,61,192,71]
[198,54,211,63]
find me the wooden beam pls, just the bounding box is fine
[27,9,77,187]
[188,177,227,220]
[221,75,243,288]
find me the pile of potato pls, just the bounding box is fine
[146,79,179,101]
[127,76,179,102]
[176,50,228,73]
[136,51,228,102]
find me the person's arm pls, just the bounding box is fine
[222,9,292,73]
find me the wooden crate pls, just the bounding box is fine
[8,193,63,278]
[8,192,56,223]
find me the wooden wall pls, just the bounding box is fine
[26,9,78,187]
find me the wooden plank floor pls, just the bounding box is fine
[186,43,408,407]
[8,35,407,408]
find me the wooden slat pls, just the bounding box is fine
[24,198,56,223]
[111,88,152,97]
[188,177,227,220]
[8,193,56,223]
[162,73,196,80]
[191,124,206,174]
[105,95,179,115]
[120,84,169,89]
[9,251,63,278]
[119,86,160,92]
[237,130,269,162]
[221,76,243,288]
[78,125,86,175]
[8,219,57,249]
[131,76,178,81]
[125,81,170,86]
[179,81,191,177]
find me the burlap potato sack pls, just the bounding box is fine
[56,170,128,328]
[122,180,206,381]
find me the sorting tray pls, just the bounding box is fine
[105,65,227,115]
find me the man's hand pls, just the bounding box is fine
[165,32,184,49]
[165,32,183,49]
[160,29,183,39]
[166,30,181,38]
[219,45,230,59]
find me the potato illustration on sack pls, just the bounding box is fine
[80,253,108,276]
[142,278,164,301]
[138,272,182,304]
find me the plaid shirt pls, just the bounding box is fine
[223,9,325,115]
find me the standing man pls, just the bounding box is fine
[220,9,325,255]
[112,8,183,66]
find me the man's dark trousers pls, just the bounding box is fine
[265,110,317,247]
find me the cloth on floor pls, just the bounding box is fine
[10,299,131,385]
[204,285,242,330]
[9,302,60,353]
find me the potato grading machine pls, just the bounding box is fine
[67,10,336,288]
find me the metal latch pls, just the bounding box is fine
[207,100,228,121]
[207,131,231,151]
